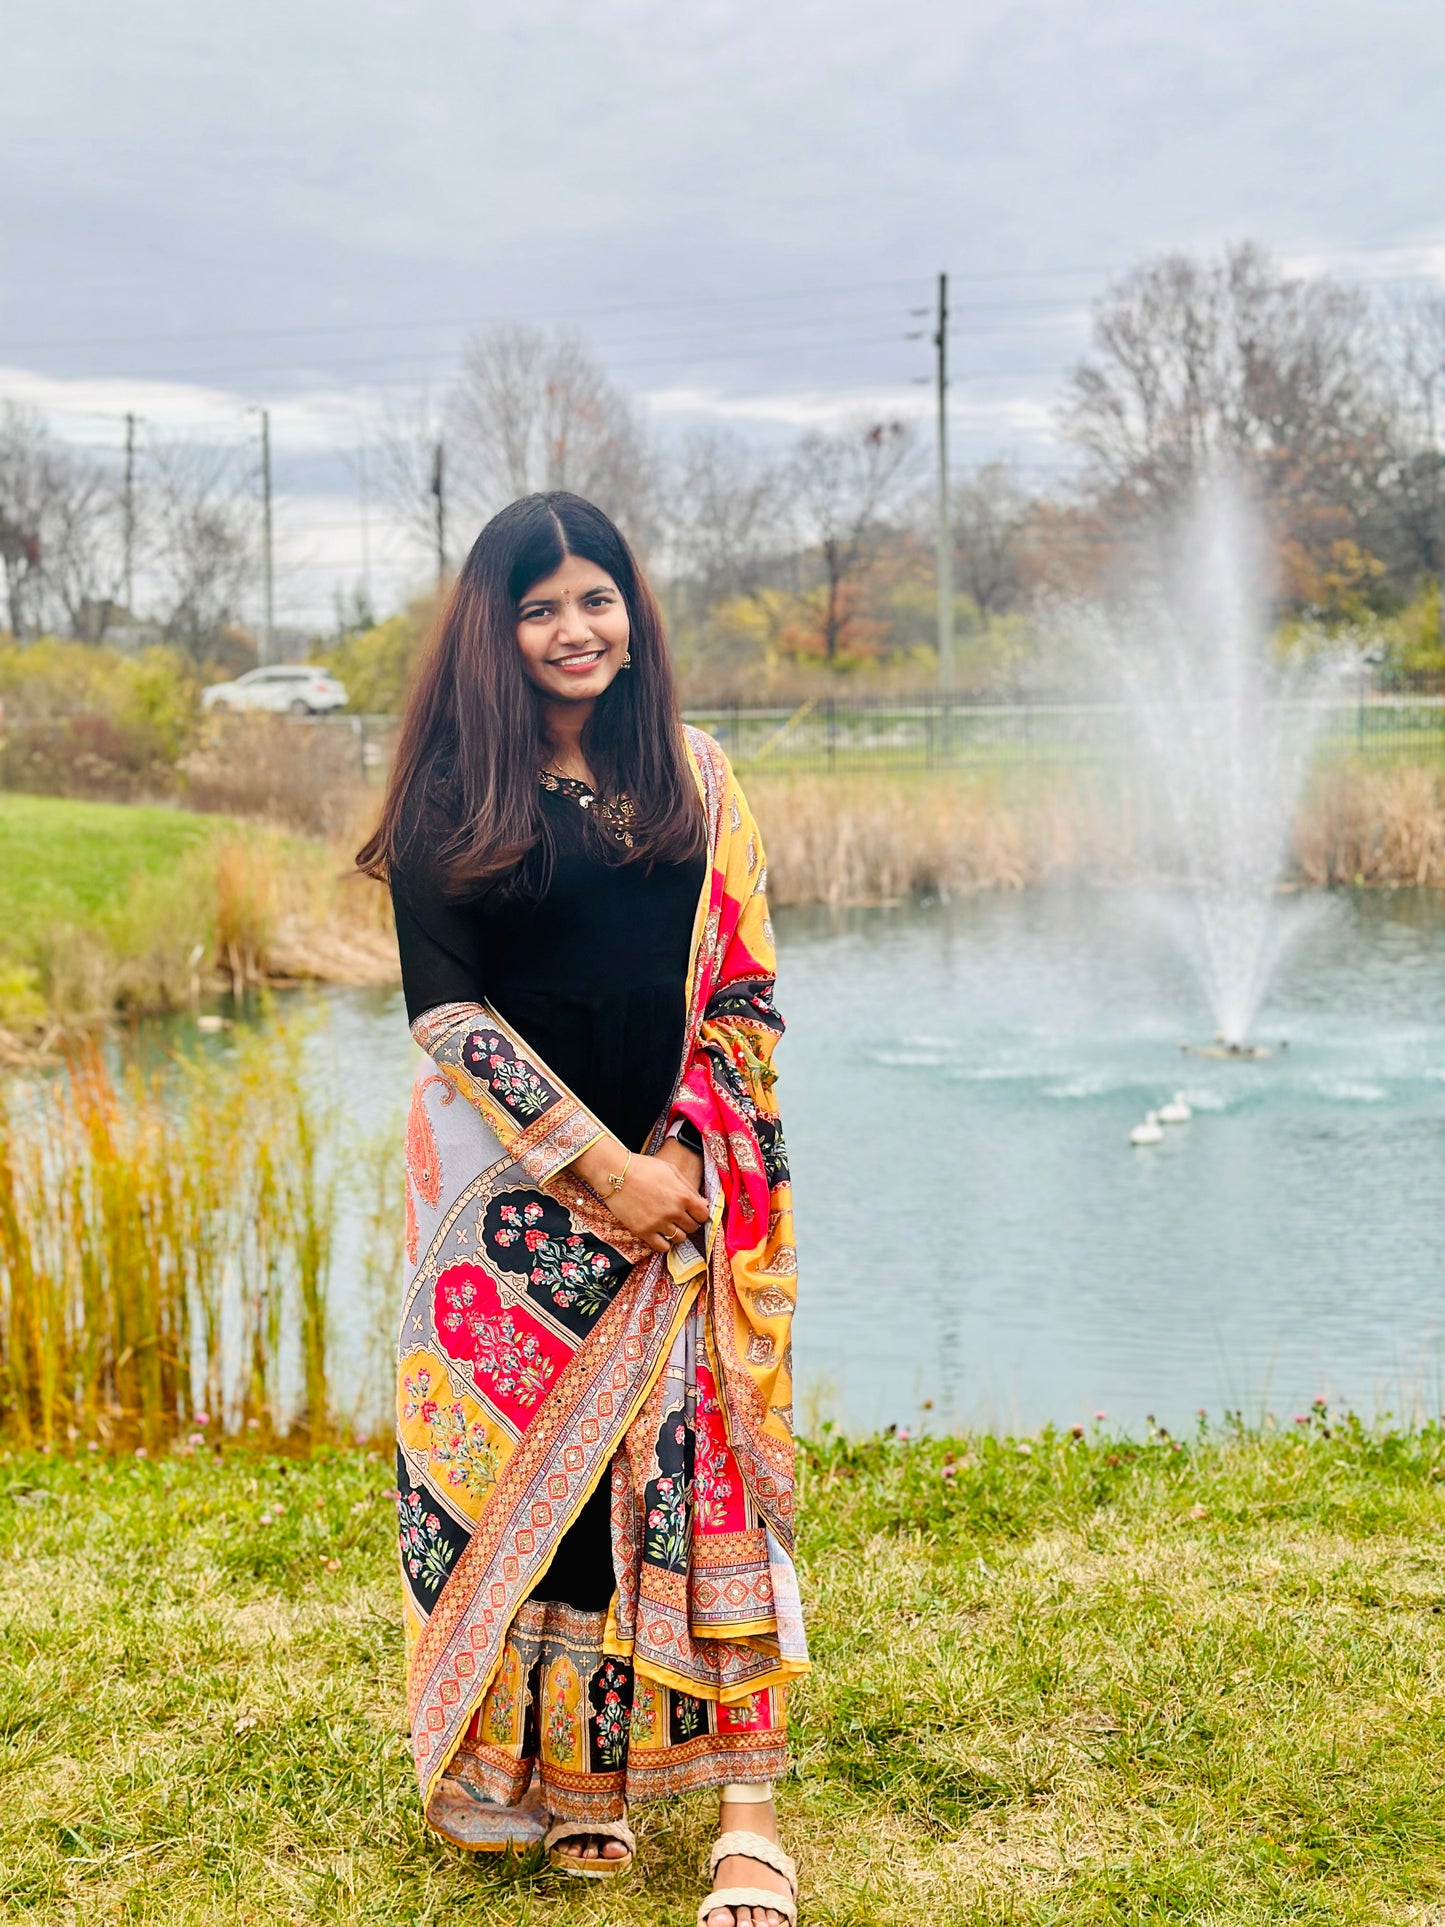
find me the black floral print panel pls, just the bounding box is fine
[481,1189,631,1338]
[395,1446,472,1614]
[460,1029,561,1121]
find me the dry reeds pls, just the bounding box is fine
[750,763,1445,906]
[1294,761,1445,888]
[0,1010,400,1449]
[181,714,372,837]
[7,823,397,1042]
[750,770,1136,906]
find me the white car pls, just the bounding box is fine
[202,664,349,715]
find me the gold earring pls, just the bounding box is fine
[621,649,632,668]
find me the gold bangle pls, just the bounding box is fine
[605,1150,632,1195]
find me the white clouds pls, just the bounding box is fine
[641,383,1062,454]
[642,384,932,432]
[2,0,1443,581]
[0,365,402,456]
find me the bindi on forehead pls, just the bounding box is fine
[521,583,614,607]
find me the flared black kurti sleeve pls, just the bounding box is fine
[390,779,707,1156]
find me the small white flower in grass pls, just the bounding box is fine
[134,1446,148,1460]
[234,1714,259,1735]
[1016,1441,1032,1456]
[187,1432,205,1447]
[86,1441,100,1454]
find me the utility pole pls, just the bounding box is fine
[122,412,137,614]
[934,270,954,695]
[431,439,446,589]
[259,407,275,665]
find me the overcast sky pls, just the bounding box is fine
[4,0,1444,623]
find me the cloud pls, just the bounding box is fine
[0,364,403,456]
[642,383,1062,448]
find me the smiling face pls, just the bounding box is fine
[514,551,630,705]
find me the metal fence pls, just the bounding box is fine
[329,689,1445,783]
[682,691,1445,775]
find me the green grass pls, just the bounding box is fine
[0,792,219,959]
[4,1418,1445,1923]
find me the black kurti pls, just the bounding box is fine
[391,777,706,1155]
[390,773,707,1609]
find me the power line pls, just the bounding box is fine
[0,278,926,356]
[5,234,1443,360]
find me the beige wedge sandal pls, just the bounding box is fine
[543,1814,636,1877]
[696,1829,799,1927]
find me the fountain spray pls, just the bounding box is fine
[1088,469,1342,1048]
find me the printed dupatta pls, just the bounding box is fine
[396,724,806,1827]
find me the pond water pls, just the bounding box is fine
[268,886,1445,1435]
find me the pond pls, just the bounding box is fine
[314,885,1445,1436]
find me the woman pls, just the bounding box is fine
[358,492,806,1927]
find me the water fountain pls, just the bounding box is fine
[1088,472,1341,1051]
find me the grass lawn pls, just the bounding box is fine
[0,792,219,960]
[4,1422,1445,1924]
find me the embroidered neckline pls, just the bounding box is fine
[537,768,636,847]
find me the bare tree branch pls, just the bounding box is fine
[444,324,657,547]
[0,403,122,640]
[145,438,255,662]
[790,418,915,660]
[1061,243,1385,583]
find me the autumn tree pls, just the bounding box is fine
[1061,243,1386,603]
[662,427,791,632]
[789,418,914,661]
[1374,297,1445,594]
[950,461,1032,617]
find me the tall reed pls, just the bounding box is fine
[0,1007,394,1448]
[750,763,1445,906]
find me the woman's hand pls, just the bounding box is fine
[574,1138,708,1255]
[654,1134,704,1193]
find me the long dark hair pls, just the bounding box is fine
[356,492,702,896]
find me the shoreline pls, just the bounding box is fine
[1,763,1442,1051]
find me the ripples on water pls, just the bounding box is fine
[222,887,1445,1437]
[777,887,1445,1434]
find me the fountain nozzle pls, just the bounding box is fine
[1179,1034,1283,1060]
